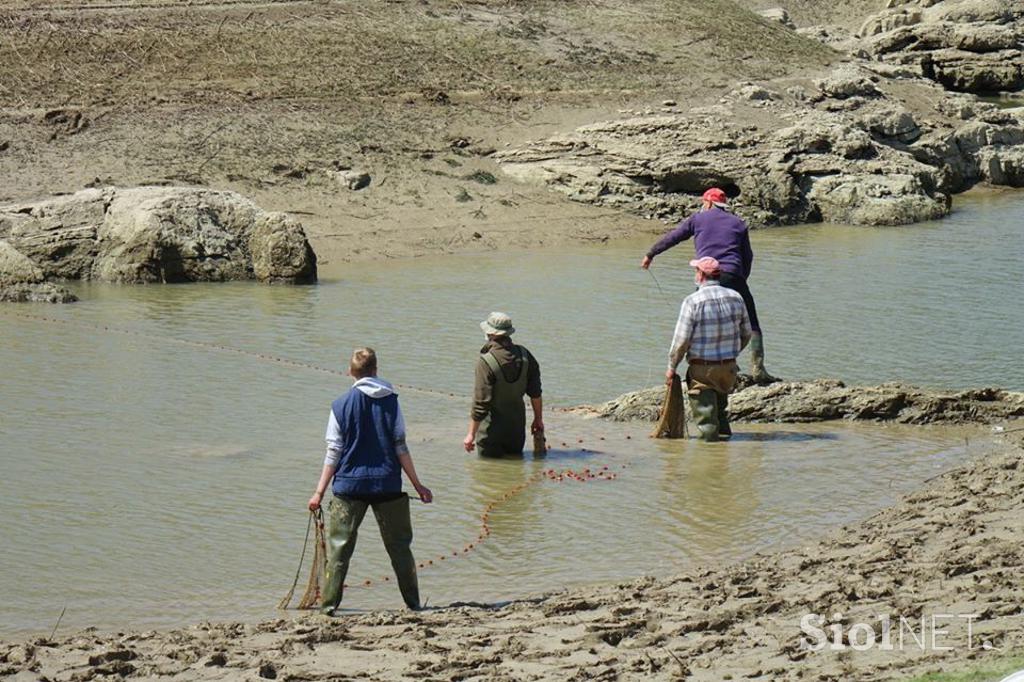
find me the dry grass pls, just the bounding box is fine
[0,0,834,110]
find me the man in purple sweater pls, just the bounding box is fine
[641,187,776,383]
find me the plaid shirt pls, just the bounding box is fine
[668,281,751,369]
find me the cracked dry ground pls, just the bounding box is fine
[4,431,1023,681]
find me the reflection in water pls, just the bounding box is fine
[658,441,763,561]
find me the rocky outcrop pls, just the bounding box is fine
[580,379,1024,425]
[855,0,1024,94]
[497,64,1024,228]
[0,187,317,300]
[0,238,77,303]
[0,282,78,303]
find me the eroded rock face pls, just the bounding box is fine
[857,0,1024,94]
[581,379,1024,425]
[496,63,1024,229]
[806,173,949,225]
[0,187,317,299]
[0,239,44,284]
[0,238,78,303]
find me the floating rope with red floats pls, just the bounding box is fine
[339,458,633,594]
[1,309,654,605]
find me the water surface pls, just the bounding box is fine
[0,191,1020,637]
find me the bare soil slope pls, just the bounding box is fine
[0,0,838,264]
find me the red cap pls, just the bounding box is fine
[689,257,721,276]
[702,187,728,205]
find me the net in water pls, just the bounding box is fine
[651,374,688,439]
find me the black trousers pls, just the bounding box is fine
[718,271,761,333]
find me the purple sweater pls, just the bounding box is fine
[646,207,753,280]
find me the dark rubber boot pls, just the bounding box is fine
[716,392,732,438]
[372,495,421,610]
[749,332,778,385]
[321,496,369,616]
[688,389,720,442]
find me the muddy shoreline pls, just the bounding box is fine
[3,408,1022,681]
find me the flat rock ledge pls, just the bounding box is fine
[579,378,1024,425]
[0,186,317,303]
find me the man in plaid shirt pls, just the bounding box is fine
[667,256,752,441]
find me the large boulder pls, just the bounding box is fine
[806,173,949,225]
[249,213,319,284]
[92,188,254,283]
[0,187,318,295]
[815,67,881,99]
[857,106,921,143]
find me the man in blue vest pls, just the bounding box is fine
[308,347,432,614]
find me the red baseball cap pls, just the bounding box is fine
[702,187,728,205]
[689,256,721,276]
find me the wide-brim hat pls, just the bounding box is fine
[480,311,515,336]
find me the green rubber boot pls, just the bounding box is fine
[372,495,421,610]
[321,496,369,616]
[688,388,721,442]
[749,332,778,385]
[716,392,732,439]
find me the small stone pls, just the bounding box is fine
[328,169,371,190]
[205,652,228,667]
[662,99,677,107]
[758,7,795,29]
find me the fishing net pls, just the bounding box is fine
[278,508,327,610]
[651,374,688,439]
[533,428,547,456]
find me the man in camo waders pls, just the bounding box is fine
[463,312,544,457]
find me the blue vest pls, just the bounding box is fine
[330,388,402,496]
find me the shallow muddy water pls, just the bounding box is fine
[0,192,1020,637]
